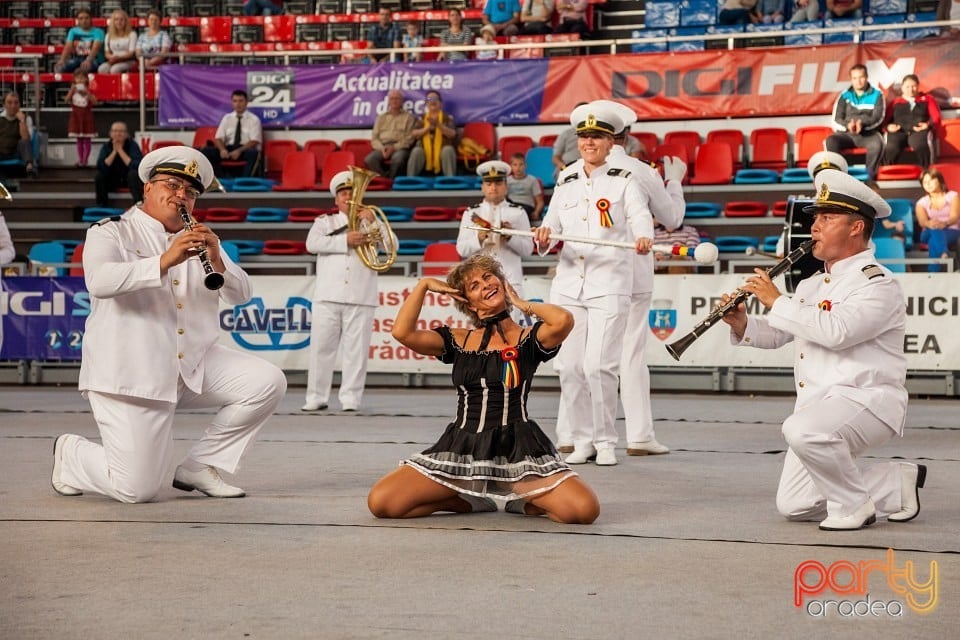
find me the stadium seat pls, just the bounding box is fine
[524,146,556,189]
[246,207,289,222]
[191,126,219,149]
[689,142,733,185]
[263,139,300,181]
[630,132,659,159]
[848,167,871,182]
[772,201,788,217]
[538,133,558,149]
[224,240,265,255]
[749,128,790,171]
[272,151,322,191]
[457,122,496,169]
[498,135,534,161]
[150,140,183,151]
[733,169,779,184]
[930,163,960,188]
[288,207,333,222]
[28,241,67,276]
[340,139,374,169]
[705,129,744,171]
[714,236,760,253]
[780,168,813,183]
[873,237,906,273]
[318,151,357,191]
[662,131,701,172]
[938,120,960,162]
[397,239,431,255]
[220,240,241,263]
[724,201,768,217]
[651,143,689,181]
[231,177,276,192]
[795,125,833,166]
[433,176,475,190]
[69,242,85,277]
[421,241,461,276]
[413,206,456,221]
[876,164,923,181]
[380,206,415,222]
[81,206,125,223]
[204,207,247,222]
[761,236,780,254]
[303,139,339,180]
[879,198,915,250]
[392,176,435,190]
[199,16,232,43]
[263,240,308,255]
[684,202,722,218]
[263,14,297,42]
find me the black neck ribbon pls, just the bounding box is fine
[477,309,511,351]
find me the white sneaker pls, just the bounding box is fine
[301,402,328,412]
[627,439,670,456]
[888,463,927,523]
[51,434,82,496]
[565,446,597,465]
[819,499,876,531]
[172,465,245,498]
[460,494,497,513]
[595,449,618,466]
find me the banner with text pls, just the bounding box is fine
[158,39,958,127]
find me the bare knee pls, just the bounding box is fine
[367,482,405,519]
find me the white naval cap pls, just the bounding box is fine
[476,160,511,181]
[590,99,638,133]
[139,146,215,195]
[804,169,891,219]
[570,101,623,137]
[329,170,354,197]
[806,150,848,179]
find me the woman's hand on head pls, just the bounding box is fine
[420,277,466,302]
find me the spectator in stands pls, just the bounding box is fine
[365,90,415,179]
[483,0,522,37]
[938,0,960,36]
[366,7,401,63]
[555,0,591,37]
[51,146,286,503]
[200,90,262,178]
[136,9,172,71]
[753,0,785,23]
[826,64,885,179]
[437,9,474,61]
[507,153,544,221]
[66,70,97,167]
[0,92,37,177]
[520,0,555,35]
[302,170,396,413]
[719,0,758,26]
[475,25,499,60]
[55,8,105,75]
[407,90,457,177]
[99,9,137,74]
[654,223,702,273]
[0,206,12,348]
[825,0,862,19]
[552,101,587,176]
[883,74,941,169]
[400,21,424,62]
[243,0,284,16]
[915,168,960,272]
[787,0,819,23]
[94,121,143,208]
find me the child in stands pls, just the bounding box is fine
[507,153,544,222]
[475,25,499,60]
[66,69,97,167]
[401,21,424,61]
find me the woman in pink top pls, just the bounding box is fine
[916,168,960,272]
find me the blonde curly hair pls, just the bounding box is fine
[445,254,513,326]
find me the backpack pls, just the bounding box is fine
[457,136,489,170]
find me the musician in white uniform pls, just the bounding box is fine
[723,170,924,530]
[302,170,396,413]
[51,147,287,503]
[534,102,654,466]
[456,160,533,300]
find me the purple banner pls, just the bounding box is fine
[0,278,89,361]
[158,60,551,128]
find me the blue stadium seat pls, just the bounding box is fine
[645,1,680,28]
[392,176,435,190]
[877,198,915,250]
[734,169,780,184]
[680,0,716,26]
[762,235,781,253]
[223,240,265,255]
[823,18,861,43]
[862,14,906,41]
[231,177,277,192]
[380,206,415,222]
[397,239,431,255]
[714,236,760,253]
[906,12,939,39]
[54,239,83,260]
[631,29,669,53]
[848,167,871,182]
[82,207,125,223]
[525,146,556,189]
[784,20,823,46]
[869,0,908,15]
[684,202,722,218]
[780,168,813,183]
[433,176,475,190]
[28,241,67,276]
[669,26,706,51]
[220,240,242,263]
[246,207,289,222]
[873,237,906,273]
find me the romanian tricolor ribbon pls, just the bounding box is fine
[818,300,832,311]
[501,347,520,389]
[596,198,612,227]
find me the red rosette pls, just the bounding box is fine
[501,347,519,362]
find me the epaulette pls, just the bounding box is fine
[607,168,632,178]
[90,216,122,228]
[560,172,579,185]
[862,264,885,280]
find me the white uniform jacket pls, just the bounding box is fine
[456,199,532,290]
[540,159,653,299]
[609,145,685,295]
[733,250,908,433]
[79,207,252,402]
[305,211,395,306]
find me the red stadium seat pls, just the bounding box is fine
[749,128,790,171]
[150,140,183,151]
[263,240,308,255]
[69,242,84,277]
[688,142,733,185]
[630,132,659,159]
[263,15,296,42]
[705,129,744,171]
[724,201,768,217]
[421,242,461,276]
[662,131,702,174]
[930,162,960,188]
[340,139,373,169]
[457,122,496,168]
[795,125,833,166]
[651,143,689,182]
[263,139,300,181]
[204,207,248,222]
[412,206,456,221]
[498,135,534,161]
[303,139,339,180]
[936,120,960,162]
[192,126,219,149]
[318,150,357,190]
[876,164,923,181]
[288,207,335,222]
[772,200,788,217]
[538,133,558,148]
[273,151,321,191]
[199,17,232,44]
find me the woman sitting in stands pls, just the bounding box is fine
[915,168,960,272]
[135,9,172,71]
[437,8,474,61]
[883,74,941,169]
[98,9,137,74]
[367,254,600,524]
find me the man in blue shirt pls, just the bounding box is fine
[55,8,105,74]
[825,64,885,179]
[366,7,401,62]
[483,0,522,36]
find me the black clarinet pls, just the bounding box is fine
[178,204,225,291]
[665,239,815,361]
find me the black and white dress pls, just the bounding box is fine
[402,322,576,500]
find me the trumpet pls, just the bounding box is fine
[178,203,225,290]
[665,239,815,361]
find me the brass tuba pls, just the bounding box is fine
[346,166,397,272]
[0,180,12,201]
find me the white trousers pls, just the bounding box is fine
[305,301,375,409]
[60,345,286,503]
[776,396,902,520]
[620,291,655,444]
[551,291,629,451]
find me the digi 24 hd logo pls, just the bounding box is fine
[247,70,295,126]
[221,297,311,350]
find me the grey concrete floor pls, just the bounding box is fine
[1,386,957,639]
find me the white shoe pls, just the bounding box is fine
[595,449,618,466]
[556,442,575,454]
[51,434,82,496]
[888,463,927,523]
[565,446,597,465]
[627,439,670,456]
[460,494,497,513]
[819,499,876,531]
[172,465,245,498]
[301,402,328,412]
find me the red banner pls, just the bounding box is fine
[540,38,959,122]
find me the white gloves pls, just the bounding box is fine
[662,156,687,183]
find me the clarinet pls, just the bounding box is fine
[178,204,225,291]
[665,239,815,361]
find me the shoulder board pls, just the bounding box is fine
[607,168,632,178]
[862,264,885,280]
[91,216,122,228]
[560,172,579,185]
